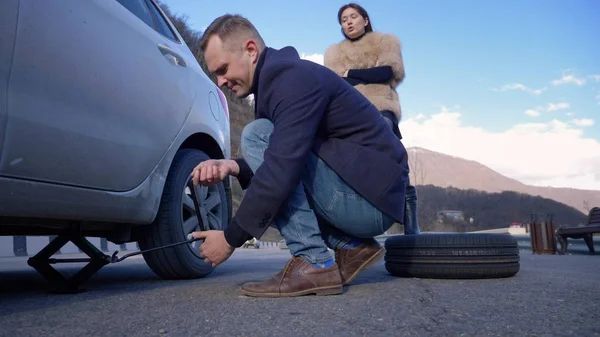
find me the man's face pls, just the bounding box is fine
[204,35,258,98]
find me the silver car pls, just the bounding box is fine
[0,0,232,289]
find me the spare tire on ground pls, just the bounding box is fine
[384,233,520,279]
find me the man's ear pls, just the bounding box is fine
[245,40,259,63]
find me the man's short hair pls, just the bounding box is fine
[200,14,266,52]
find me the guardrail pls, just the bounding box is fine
[257,241,279,249]
[0,236,140,258]
[2,233,596,257]
[253,233,598,254]
[374,233,599,255]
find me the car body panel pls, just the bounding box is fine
[1,0,201,191]
[0,0,231,229]
[0,94,229,225]
[0,0,19,154]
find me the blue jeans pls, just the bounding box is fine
[241,119,395,263]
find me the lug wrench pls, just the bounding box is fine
[87,233,201,264]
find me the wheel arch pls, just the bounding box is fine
[179,132,225,160]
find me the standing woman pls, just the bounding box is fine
[324,3,420,235]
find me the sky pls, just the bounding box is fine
[161,0,600,191]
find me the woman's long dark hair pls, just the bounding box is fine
[337,3,373,39]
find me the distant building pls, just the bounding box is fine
[437,210,465,222]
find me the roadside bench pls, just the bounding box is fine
[555,207,600,254]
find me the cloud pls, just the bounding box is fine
[401,107,600,190]
[300,53,324,66]
[525,102,570,118]
[566,112,575,116]
[551,74,586,86]
[572,118,595,127]
[546,102,570,111]
[589,74,600,82]
[494,83,545,95]
[525,109,541,117]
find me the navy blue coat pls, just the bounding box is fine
[223,46,409,247]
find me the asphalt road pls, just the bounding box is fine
[1,248,599,337]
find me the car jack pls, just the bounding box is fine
[27,228,202,294]
[27,181,205,294]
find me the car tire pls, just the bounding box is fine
[138,148,229,280]
[384,233,520,279]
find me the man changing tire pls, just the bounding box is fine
[190,14,410,298]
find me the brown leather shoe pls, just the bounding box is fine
[241,256,343,297]
[335,239,385,285]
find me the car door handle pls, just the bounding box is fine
[157,44,187,67]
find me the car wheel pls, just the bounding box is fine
[384,233,520,279]
[138,148,229,279]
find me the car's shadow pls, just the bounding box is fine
[0,257,256,316]
[0,252,399,316]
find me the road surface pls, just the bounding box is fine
[1,248,599,336]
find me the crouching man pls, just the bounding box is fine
[190,14,410,297]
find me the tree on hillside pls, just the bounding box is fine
[415,185,588,232]
[583,199,591,214]
[408,148,427,186]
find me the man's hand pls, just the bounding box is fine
[191,230,235,267]
[191,159,239,186]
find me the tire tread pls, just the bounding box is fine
[384,233,520,279]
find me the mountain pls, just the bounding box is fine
[407,147,599,214]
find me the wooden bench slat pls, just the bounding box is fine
[555,207,599,254]
[556,224,600,235]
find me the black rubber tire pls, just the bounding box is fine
[138,149,229,280]
[384,233,520,279]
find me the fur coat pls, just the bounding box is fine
[324,32,405,121]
